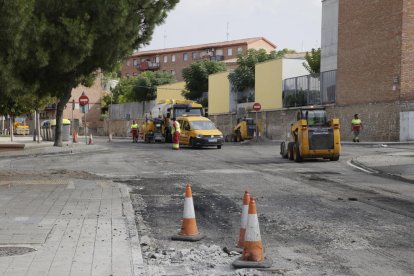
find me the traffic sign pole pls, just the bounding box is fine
[253,103,261,142]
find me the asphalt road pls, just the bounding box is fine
[2,139,414,275]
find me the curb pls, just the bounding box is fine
[119,184,145,276]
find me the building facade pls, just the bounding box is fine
[320,0,414,141]
[121,37,276,82]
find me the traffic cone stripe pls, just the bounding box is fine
[241,203,249,228]
[245,213,261,241]
[242,198,265,262]
[237,191,251,248]
[183,197,195,219]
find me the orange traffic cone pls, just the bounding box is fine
[171,183,205,241]
[73,130,78,143]
[236,191,251,249]
[232,198,272,268]
[88,133,94,145]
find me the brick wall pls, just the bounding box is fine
[401,0,414,100]
[337,0,403,105]
[209,102,412,142]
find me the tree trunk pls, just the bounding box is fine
[36,110,41,143]
[54,88,72,147]
[10,116,14,142]
[33,110,37,141]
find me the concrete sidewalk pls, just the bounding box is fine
[0,137,144,276]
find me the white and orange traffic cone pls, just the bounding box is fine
[236,191,251,250]
[88,133,94,145]
[73,129,78,143]
[232,198,272,268]
[171,183,205,241]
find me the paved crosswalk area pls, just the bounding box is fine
[0,178,143,276]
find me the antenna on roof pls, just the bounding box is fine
[226,22,230,41]
[163,29,167,49]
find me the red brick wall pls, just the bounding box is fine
[337,0,403,105]
[401,0,414,100]
[63,77,103,131]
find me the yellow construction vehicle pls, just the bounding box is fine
[231,117,256,142]
[140,118,165,143]
[149,99,204,142]
[13,118,30,135]
[280,107,341,162]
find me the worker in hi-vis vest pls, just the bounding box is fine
[171,118,181,150]
[351,114,363,142]
[131,120,139,143]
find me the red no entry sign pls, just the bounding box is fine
[253,102,261,111]
[79,92,89,106]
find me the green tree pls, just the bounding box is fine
[128,71,175,102]
[275,48,297,59]
[11,0,178,146]
[228,49,277,92]
[0,0,35,105]
[103,71,175,111]
[182,60,227,102]
[303,48,321,77]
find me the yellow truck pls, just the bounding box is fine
[13,119,30,135]
[148,99,204,142]
[280,107,341,162]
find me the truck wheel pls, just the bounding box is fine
[294,143,303,162]
[217,145,222,149]
[287,142,294,160]
[190,138,197,148]
[237,131,243,142]
[330,155,340,161]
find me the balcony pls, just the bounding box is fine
[137,61,160,71]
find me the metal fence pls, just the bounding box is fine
[282,70,336,107]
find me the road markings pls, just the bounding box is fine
[346,160,375,174]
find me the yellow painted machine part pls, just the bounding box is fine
[291,119,341,158]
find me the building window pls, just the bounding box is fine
[237,47,243,54]
[171,70,175,76]
[227,48,233,56]
[133,59,138,67]
[156,56,160,63]
[163,56,168,63]
[183,53,188,61]
[126,60,130,66]
[171,54,176,62]
[192,52,200,60]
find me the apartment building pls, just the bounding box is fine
[121,37,276,82]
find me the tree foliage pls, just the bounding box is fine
[228,49,277,92]
[303,48,321,77]
[103,71,175,110]
[275,48,297,59]
[182,60,227,101]
[129,71,175,102]
[2,0,178,146]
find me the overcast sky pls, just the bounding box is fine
[141,0,322,52]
